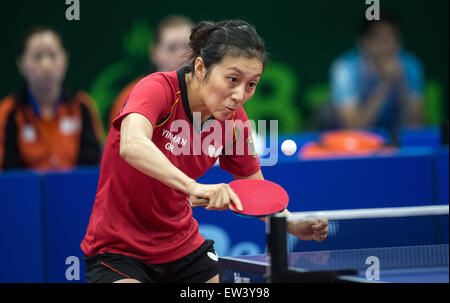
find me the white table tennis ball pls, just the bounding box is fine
[281,139,297,156]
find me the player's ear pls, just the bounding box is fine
[194,57,206,82]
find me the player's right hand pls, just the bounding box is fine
[188,182,243,211]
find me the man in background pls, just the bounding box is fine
[330,13,424,131]
[108,15,193,127]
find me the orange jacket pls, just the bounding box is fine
[0,86,104,171]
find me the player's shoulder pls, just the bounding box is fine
[128,71,179,108]
[135,71,179,93]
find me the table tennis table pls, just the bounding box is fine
[219,244,449,283]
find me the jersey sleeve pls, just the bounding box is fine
[112,76,171,131]
[219,108,261,177]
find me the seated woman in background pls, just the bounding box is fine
[0,26,104,171]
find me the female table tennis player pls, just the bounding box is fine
[81,20,328,283]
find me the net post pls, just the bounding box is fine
[267,215,287,282]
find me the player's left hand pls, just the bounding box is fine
[287,219,328,242]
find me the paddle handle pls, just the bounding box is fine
[189,196,210,207]
[189,196,237,211]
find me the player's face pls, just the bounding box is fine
[18,32,68,92]
[200,55,263,120]
[152,25,191,72]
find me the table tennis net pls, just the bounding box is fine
[284,205,449,252]
[267,205,449,280]
[286,244,449,273]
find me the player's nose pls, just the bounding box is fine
[231,86,246,104]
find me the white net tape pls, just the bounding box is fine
[286,205,449,222]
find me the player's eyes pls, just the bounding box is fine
[228,77,239,84]
[227,76,258,89]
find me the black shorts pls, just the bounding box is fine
[84,239,219,283]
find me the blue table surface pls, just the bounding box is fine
[220,244,449,283]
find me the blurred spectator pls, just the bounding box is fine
[0,26,104,171]
[107,15,194,127]
[330,13,424,131]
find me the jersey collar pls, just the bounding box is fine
[177,67,216,133]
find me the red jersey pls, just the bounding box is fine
[81,68,260,264]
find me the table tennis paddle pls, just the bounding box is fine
[190,179,289,217]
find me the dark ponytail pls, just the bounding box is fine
[188,21,216,55]
[186,20,266,78]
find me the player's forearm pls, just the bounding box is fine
[259,209,303,236]
[120,136,196,194]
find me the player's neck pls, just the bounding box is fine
[185,73,213,122]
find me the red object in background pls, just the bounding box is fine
[299,130,397,160]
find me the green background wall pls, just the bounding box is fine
[2,0,448,132]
